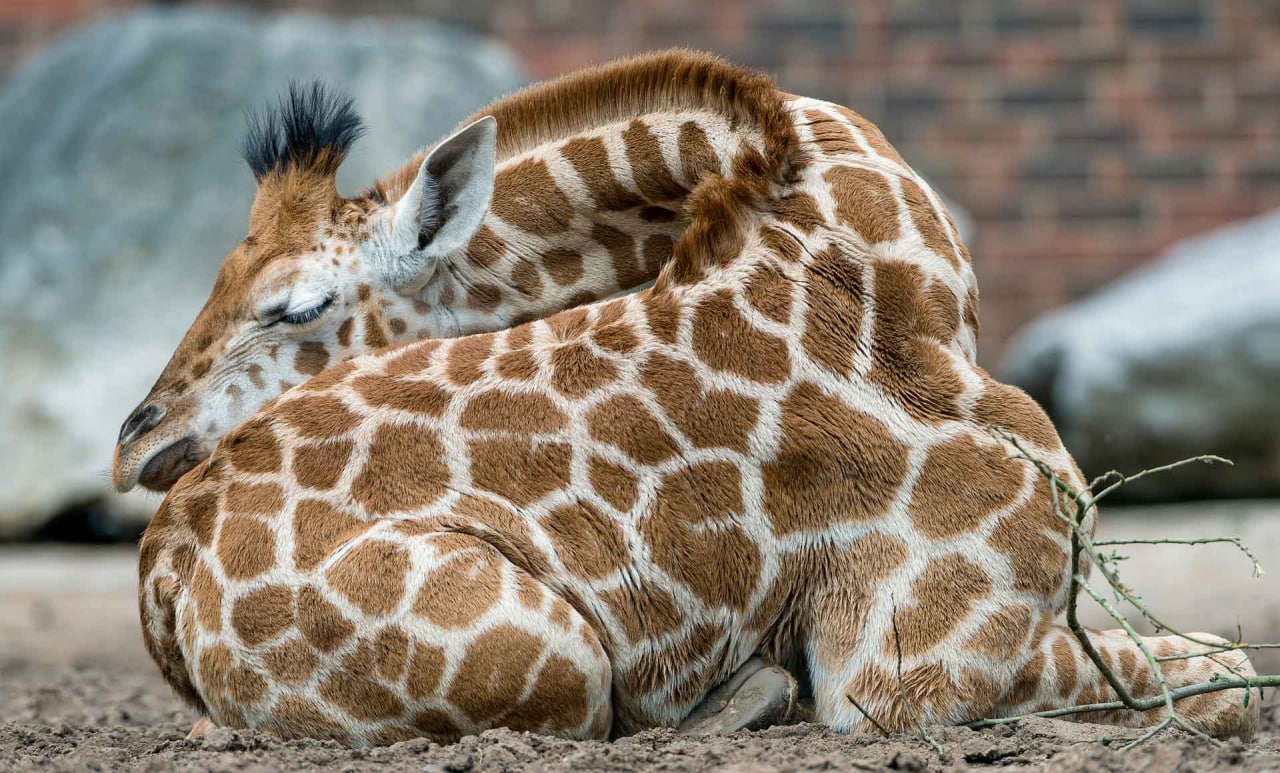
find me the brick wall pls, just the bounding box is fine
[7,0,1280,365]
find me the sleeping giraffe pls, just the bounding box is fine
[119,50,1257,745]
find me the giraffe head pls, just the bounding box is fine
[113,83,498,493]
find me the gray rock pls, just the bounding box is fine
[1001,210,1280,501]
[0,7,524,538]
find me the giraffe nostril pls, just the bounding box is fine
[120,403,167,444]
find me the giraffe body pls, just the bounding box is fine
[136,52,1257,745]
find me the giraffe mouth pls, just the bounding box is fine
[114,434,208,494]
[136,437,206,492]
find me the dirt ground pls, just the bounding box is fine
[4,501,1280,771]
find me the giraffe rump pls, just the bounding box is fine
[241,81,367,182]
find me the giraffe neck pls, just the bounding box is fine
[410,108,768,337]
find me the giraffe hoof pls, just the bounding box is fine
[678,658,799,735]
[186,715,217,740]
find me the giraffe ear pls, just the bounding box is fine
[387,116,497,292]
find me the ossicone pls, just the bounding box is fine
[241,81,366,182]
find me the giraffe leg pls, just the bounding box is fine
[677,655,800,735]
[173,527,614,746]
[996,624,1259,739]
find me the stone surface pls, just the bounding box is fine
[1001,210,1280,500]
[0,7,524,538]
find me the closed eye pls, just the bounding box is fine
[279,295,335,326]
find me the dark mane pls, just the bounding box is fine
[241,81,366,181]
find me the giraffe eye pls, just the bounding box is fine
[279,295,335,326]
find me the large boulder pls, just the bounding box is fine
[1001,211,1280,501]
[0,8,524,539]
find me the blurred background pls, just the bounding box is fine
[0,1,1277,673]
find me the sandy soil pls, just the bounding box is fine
[4,502,1280,771]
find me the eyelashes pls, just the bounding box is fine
[279,294,335,325]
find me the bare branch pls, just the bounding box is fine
[1093,537,1264,578]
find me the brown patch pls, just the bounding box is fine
[692,289,790,383]
[561,135,644,211]
[292,498,369,571]
[990,483,1070,599]
[460,390,568,433]
[1053,635,1079,696]
[491,158,573,235]
[910,434,1026,539]
[542,501,629,579]
[411,535,505,629]
[834,105,906,164]
[297,584,354,653]
[824,166,900,244]
[868,259,965,423]
[890,555,991,658]
[273,395,361,439]
[447,624,544,722]
[407,642,447,700]
[599,579,682,641]
[642,461,760,609]
[466,224,507,268]
[231,584,295,648]
[544,247,586,286]
[496,348,540,381]
[353,373,453,417]
[642,290,681,344]
[224,482,284,516]
[217,515,276,580]
[446,333,494,386]
[801,245,866,376]
[743,261,792,324]
[963,604,1034,660]
[262,637,317,684]
[319,670,405,722]
[593,222,647,291]
[336,317,354,347]
[547,307,591,340]
[469,437,573,507]
[760,224,801,263]
[804,108,863,156]
[550,342,619,398]
[293,440,354,490]
[293,342,330,377]
[772,192,824,234]
[351,423,449,515]
[467,283,503,312]
[363,312,389,349]
[677,120,720,184]
[505,654,591,733]
[641,352,759,452]
[372,626,411,681]
[384,340,441,377]
[266,695,348,743]
[588,456,640,512]
[974,374,1062,449]
[227,665,267,706]
[623,119,687,202]
[190,559,223,633]
[586,395,679,465]
[185,492,219,548]
[297,360,355,392]
[325,539,410,616]
[806,534,910,671]
[643,233,675,277]
[594,322,639,354]
[762,381,909,535]
[512,258,545,300]
[900,177,958,267]
[224,418,282,474]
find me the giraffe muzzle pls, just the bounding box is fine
[135,436,203,492]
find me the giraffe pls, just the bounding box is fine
[113,68,764,493]
[134,51,1258,747]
